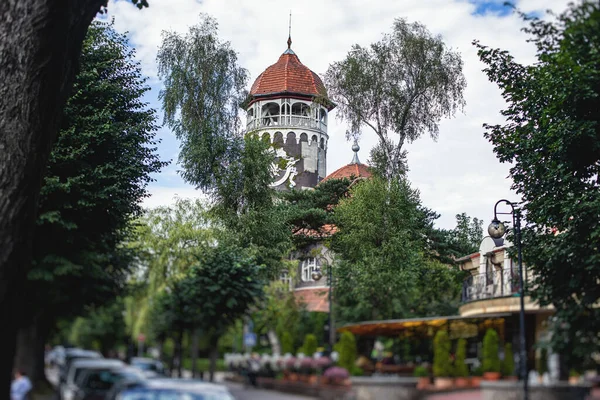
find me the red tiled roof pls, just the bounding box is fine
[294,288,330,313]
[249,51,328,98]
[293,223,338,238]
[321,163,372,183]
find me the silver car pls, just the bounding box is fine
[115,378,235,400]
[61,359,124,400]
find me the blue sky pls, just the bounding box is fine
[105,0,570,229]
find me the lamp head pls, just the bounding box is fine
[488,218,507,239]
[311,268,323,281]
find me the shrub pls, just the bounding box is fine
[472,366,483,376]
[433,330,452,377]
[414,365,429,377]
[482,329,501,373]
[502,343,515,376]
[455,338,469,377]
[537,348,548,375]
[335,331,357,372]
[281,331,294,355]
[301,334,318,357]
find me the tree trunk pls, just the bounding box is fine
[267,329,280,356]
[208,335,219,383]
[0,1,106,396]
[14,313,52,387]
[176,330,184,378]
[190,328,200,378]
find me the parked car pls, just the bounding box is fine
[60,359,124,400]
[114,378,236,400]
[59,349,103,384]
[129,357,165,378]
[46,346,66,367]
[104,378,146,400]
[73,367,145,400]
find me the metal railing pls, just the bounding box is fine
[246,115,327,132]
[462,269,520,303]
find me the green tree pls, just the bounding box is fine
[455,338,468,378]
[503,343,515,377]
[475,1,600,371]
[157,15,289,275]
[332,177,460,323]
[433,330,452,377]
[482,329,500,373]
[335,331,358,372]
[299,334,318,357]
[325,18,466,179]
[281,332,295,355]
[13,21,165,384]
[0,1,147,394]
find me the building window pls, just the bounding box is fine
[280,270,292,289]
[301,258,317,282]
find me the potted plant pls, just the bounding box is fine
[323,366,350,386]
[414,365,430,389]
[454,338,470,388]
[471,366,483,387]
[502,343,517,381]
[569,369,581,384]
[285,356,298,381]
[433,330,454,389]
[482,329,501,380]
[536,348,548,383]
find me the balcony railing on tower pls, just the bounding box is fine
[246,115,327,132]
[461,268,521,303]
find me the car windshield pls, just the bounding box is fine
[131,361,160,371]
[120,389,234,400]
[81,369,120,391]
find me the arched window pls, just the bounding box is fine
[301,258,318,282]
[299,133,308,142]
[319,108,327,124]
[273,132,284,145]
[286,132,296,144]
[320,137,325,149]
[261,102,280,126]
[261,132,271,143]
[311,135,318,144]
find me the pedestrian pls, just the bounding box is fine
[11,370,32,400]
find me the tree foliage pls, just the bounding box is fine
[433,330,452,377]
[26,19,164,336]
[475,1,600,366]
[482,329,500,373]
[332,177,462,323]
[335,331,358,372]
[325,18,466,178]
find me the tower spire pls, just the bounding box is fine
[287,11,292,49]
[351,139,361,164]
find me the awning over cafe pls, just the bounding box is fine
[337,313,511,338]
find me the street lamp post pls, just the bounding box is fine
[311,258,334,354]
[488,199,528,400]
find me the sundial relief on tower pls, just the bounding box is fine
[244,35,336,190]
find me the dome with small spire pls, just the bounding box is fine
[247,39,331,107]
[321,141,372,183]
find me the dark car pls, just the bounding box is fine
[73,367,144,400]
[59,349,103,384]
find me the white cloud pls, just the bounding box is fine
[107,0,571,229]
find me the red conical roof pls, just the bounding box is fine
[249,50,328,99]
[321,163,372,183]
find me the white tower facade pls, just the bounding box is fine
[245,39,334,190]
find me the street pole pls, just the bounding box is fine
[328,264,333,353]
[488,200,528,400]
[514,210,528,400]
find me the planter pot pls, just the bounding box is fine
[416,376,430,389]
[484,372,501,381]
[308,375,319,385]
[455,377,470,388]
[504,376,518,381]
[434,377,454,390]
[569,376,580,384]
[289,373,299,382]
[471,376,483,387]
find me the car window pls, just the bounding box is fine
[119,389,234,400]
[82,370,118,391]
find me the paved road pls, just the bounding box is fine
[225,382,316,400]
